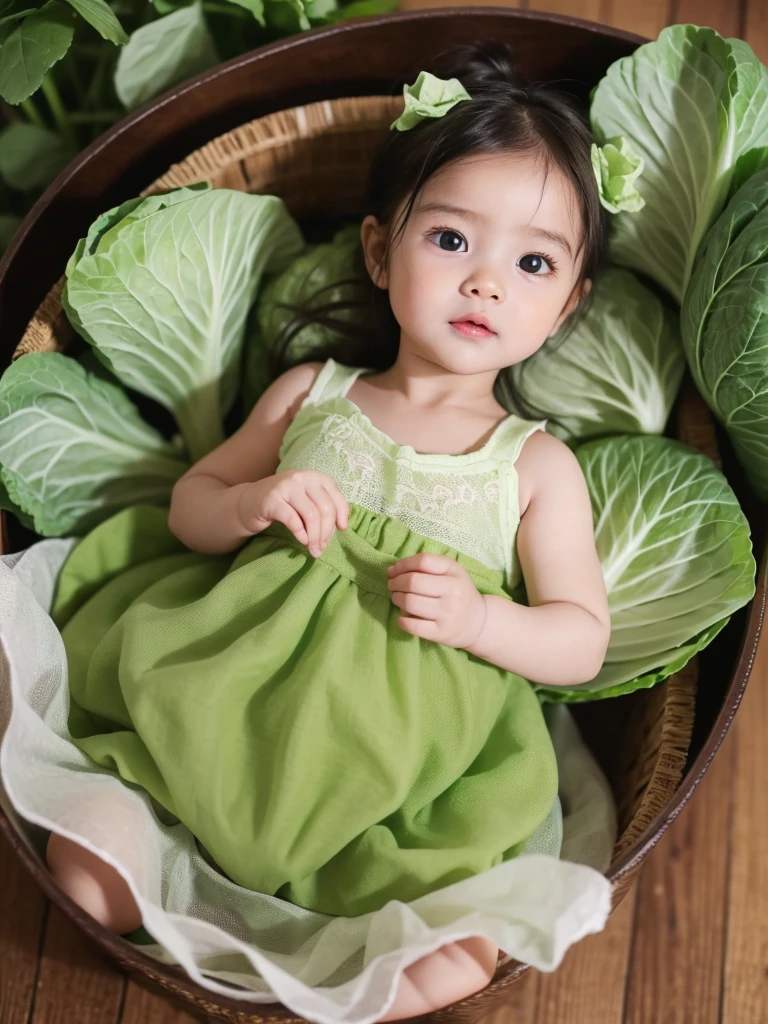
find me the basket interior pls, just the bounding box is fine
[9,93,702,863]
[1,93,711,1021]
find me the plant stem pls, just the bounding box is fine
[20,97,47,129]
[175,384,225,463]
[0,8,36,26]
[40,74,77,151]
[85,46,112,110]
[62,49,86,107]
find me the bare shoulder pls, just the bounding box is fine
[515,428,585,516]
[252,361,325,423]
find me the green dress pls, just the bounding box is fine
[53,358,559,918]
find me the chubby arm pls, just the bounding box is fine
[465,430,611,686]
[168,362,324,554]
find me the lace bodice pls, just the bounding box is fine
[277,359,547,589]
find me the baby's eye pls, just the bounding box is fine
[429,229,467,253]
[517,253,554,276]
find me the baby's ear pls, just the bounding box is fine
[361,215,389,289]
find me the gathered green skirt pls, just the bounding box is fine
[52,502,558,917]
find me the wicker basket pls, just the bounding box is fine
[1,95,711,1023]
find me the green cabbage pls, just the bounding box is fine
[63,186,304,461]
[682,167,768,502]
[590,25,768,303]
[536,434,756,702]
[243,224,366,410]
[590,136,645,214]
[499,267,685,444]
[0,353,188,536]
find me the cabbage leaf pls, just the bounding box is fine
[590,25,768,303]
[63,186,304,461]
[0,353,189,536]
[682,167,768,501]
[243,223,365,410]
[500,267,685,444]
[536,434,756,702]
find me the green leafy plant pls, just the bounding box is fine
[682,167,768,502]
[114,1,217,109]
[0,121,69,187]
[0,0,397,254]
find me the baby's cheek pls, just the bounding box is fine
[516,305,560,359]
[389,275,426,333]
[399,267,447,334]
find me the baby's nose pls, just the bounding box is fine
[465,273,506,302]
[470,284,501,301]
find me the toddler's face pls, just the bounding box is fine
[362,151,590,375]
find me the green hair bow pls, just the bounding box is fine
[390,71,472,132]
[390,74,645,218]
[591,136,645,214]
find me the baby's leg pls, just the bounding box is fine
[47,788,497,1016]
[377,937,498,1022]
[47,832,141,934]
[46,789,147,935]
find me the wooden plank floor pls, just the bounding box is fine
[1,1,767,1021]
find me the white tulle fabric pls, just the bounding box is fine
[0,540,616,1024]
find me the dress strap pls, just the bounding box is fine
[302,358,367,407]
[491,415,549,465]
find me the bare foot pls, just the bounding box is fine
[376,937,498,1021]
[47,831,142,934]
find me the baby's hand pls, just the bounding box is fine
[387,553,487,649]
[237,470,348,557]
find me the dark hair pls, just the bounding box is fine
[269,39,610,423]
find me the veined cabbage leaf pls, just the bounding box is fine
[63,186,304,462]
[0,353,189,536]
[590,25,768,304]
[499,267,685,444]
[682,168,768,502]
[536,434,756,702]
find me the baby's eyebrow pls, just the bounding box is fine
[416,202,574,259]
[417,201,485,223]
[521,225,574,260]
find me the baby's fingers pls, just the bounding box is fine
[289,492,324,555]
[388,553,458,579]
[388,571,445,597]
[323,481,349,530]
[269,499,308,546]
[306,483,339,551]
